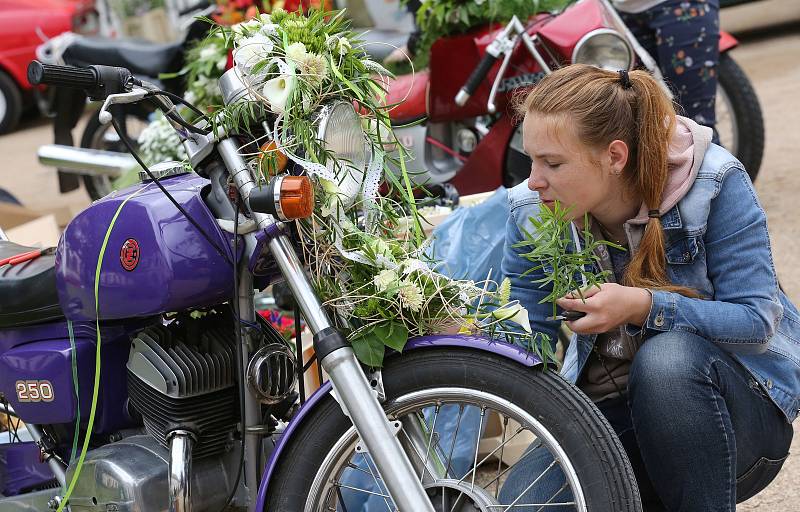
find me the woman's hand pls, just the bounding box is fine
[555,283,652,335]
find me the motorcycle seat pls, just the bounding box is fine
[63,37,184,79]
[0,241,64,328]
[386,70,429,124]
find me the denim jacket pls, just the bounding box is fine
[501,144,800,422]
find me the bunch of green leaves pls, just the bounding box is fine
[411,0,572,63]
[297,186,477,367]
[513,201,624,318]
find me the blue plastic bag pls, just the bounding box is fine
[427,186,509,283]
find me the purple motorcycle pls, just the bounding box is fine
[0,59,639,511]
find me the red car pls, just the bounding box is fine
[0,0,97,134]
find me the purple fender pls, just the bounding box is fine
[255,334,542,509]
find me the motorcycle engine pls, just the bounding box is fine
[64,314,246,511]
[126,318,240,459]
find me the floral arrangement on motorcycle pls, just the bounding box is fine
[214,8,553,366]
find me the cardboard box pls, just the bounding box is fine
[0,203,62,248]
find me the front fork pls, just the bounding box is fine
[218,139,435,511]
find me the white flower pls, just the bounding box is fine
[319,178,342,217]
[258,13,272,23]
[300,52,328,86]
[374,269,398,292]
[184,90,197,105]
[492,303,532,333]
[285,42,307,65]
[232,18,261,39]
[199,46,218,60]
[366,238,393,260]
[217,57,227,71]
[262,72,295,114]
[235,34,274,76]
[398,281,424,312]
[400,258,427,275]
[337,37,351,56]
[259,23,279,36]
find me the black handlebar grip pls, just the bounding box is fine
[28,60,99,89]
[455,51,499,106]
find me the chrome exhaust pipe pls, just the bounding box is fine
[37,144,140,178]
[168,430,196,512]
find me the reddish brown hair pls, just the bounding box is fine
[519,64,697,297]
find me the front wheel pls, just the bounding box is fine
[266,347,641,511]
[716,53,764,182]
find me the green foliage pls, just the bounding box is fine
[513,201,624,318]
[412,0,572,62]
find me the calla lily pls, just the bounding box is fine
[492,303,532,333]
[262,73,295,114]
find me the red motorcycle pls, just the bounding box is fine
[383,0,764,196]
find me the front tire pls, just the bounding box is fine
[266,348,641,511]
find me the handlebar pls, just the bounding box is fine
[455,48,500,106]
[27,60,138,100]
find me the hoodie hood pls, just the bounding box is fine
[628,115,713,225]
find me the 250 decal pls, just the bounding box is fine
[15,380,55,402]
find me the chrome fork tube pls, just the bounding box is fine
[168,430,195,512]
[238,270,263,508]
[218,138,434,511]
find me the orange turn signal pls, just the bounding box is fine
[258,141,288,177]
[278,176,314,220]
[249,175,314,221]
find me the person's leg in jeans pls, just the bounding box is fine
[628,331,793,511]
[621,0,720,132]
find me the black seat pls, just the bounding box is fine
[63,36,184,78]
[0,241,64,328]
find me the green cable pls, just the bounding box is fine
[57,188,145,511]
[67,320,80,464]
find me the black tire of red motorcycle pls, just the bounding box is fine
[79,108,149,200]
[0,71,23,135]
[264,348,642,512]
[717,53,764,183]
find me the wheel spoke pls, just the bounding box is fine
[420,404,442,481]
[361,452,393,511]
[500,458,559,511]
[444,404,465,478]
[496,415,509,498]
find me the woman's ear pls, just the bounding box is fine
[607,139,630,176]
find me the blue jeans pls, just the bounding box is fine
[620,0,720,130]
[499,331,794,511]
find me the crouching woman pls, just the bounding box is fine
[500,64,800,511]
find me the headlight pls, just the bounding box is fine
[316,101,367,205]
[572,29,633,71]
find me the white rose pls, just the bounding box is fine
[373,269,399,292]
[235,34,274,76]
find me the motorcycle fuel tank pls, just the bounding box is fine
[56,173,236,321]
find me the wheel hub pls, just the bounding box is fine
[424,478,500,512]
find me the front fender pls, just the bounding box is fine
[255,334,543,508]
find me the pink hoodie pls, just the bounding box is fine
[628,115,714,226]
